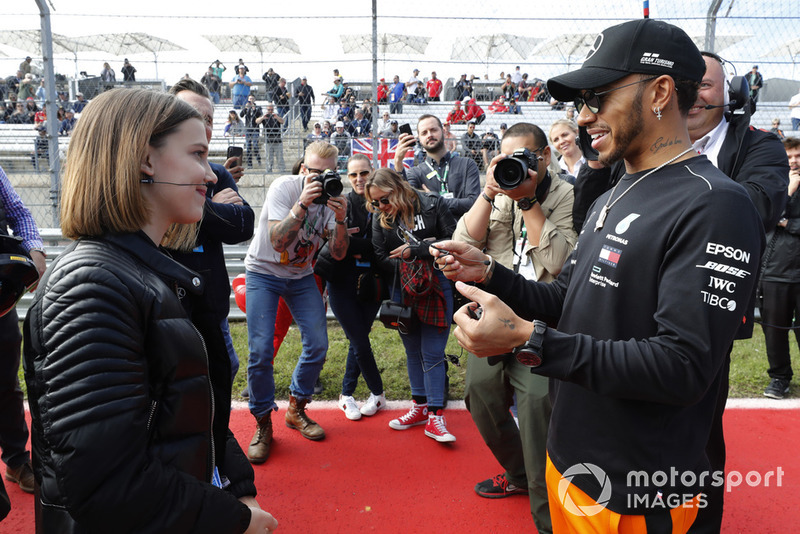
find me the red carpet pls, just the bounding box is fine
[2,403,798,533]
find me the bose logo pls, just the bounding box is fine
[696,261,751,279]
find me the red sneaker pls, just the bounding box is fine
[424,411,456,443]
[388,401,428,430]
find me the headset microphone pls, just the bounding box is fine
[140,178,212,188]
[703,102,735,110]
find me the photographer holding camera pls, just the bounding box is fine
[244,141,348,464]
[256,102,285,173]
[453,122,576,533]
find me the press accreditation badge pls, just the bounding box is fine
[443,192,454,199]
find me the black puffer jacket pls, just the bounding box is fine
[23,232,251,534]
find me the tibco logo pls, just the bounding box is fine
[558,463,612,516]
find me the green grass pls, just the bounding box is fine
[19,320,800,401]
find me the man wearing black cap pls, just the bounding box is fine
[432,19,764,532]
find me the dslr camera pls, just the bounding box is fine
[313,169,343,205]
[494,147,539,190]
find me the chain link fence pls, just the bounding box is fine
[1,0,799,230]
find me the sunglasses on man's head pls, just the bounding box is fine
[574,75,658,114]
[370,197,391,208]
[348,170,371,178]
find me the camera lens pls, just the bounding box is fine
[494,158,528,190]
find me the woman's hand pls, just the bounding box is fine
[244,507,278,534]
[429,240,490,283]
[389,243,410,260]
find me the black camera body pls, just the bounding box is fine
[313,169,343,205]
[494,147,538,190]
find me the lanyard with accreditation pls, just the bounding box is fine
[425,160,453,199]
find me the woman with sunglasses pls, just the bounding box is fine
[367,168,458,442]
[315,155,387,420]
[23,89,277,533]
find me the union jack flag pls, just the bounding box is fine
[351,138,414,170]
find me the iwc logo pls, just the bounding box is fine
[558,463,612,516]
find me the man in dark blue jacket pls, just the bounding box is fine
[168,79,257,501]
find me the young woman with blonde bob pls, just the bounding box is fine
[23,89,277,534]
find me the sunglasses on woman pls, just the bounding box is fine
[370,197,391,208]
[348,170,371,178]
[574,76,657,114]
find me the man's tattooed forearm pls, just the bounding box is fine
[269,218,300,251]
[498,318,515,330]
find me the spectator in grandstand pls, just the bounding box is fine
[498,122,507,139]
[480,128,500,169]
[224,109,245,137]
[377,78,389,103]
[24,98,39,121]
[443,121,459,156]
[295,76,315,131]
[210,59,226,79]
[322,120,332,137]
[19,56,32,76]
[564,106,576,122]
[350,108,371,138]
[121,59,136,82]
[56,91,71,112]
[31,125,48,169]
[201,67,222,104]
[337,98,354,123]
[100,62,116,85]
[368,167,458,443]
[229,66,252,109]
[306,122,325,146]
[407,69,422,100]
[389,75,405,114]
[8,103,30,124]
[35,80,45,104]
[746,65,763,103]
[360,98,374,123]
[72,92,87,113]
[394,114,481,218]
[59,110,76,136]
[770,118,785,139]
[330,121,352,158]
[274,78,290,131]
[236,58,249,74]
[333,68,343,82]
[517,73,531,101]
[0,103,8,123]
[790,87,800,131]
[262,68,280,102]
[461,120,484,169]
[325,77,344,101]
[464,97,486,125]
[379,119,399,139]
[257,102,285,173]
[508,97,521,115]
[446,100,466,125]
[18,74,36,102]
[427,71,443,102]
[511,65,522,85]
[548,119,585,178]
[378,111,392,133]
[240,95,262,167]
[489,96,509,114]
[455,74,471,100]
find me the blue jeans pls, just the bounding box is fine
[327,272,383,397]
[246,270,328,418]
[245,128,260,165]
[793,117,800,131]
[221,318,238,382]
[233,93,248,109]
[394,271,452,407]
[210,91,220,105]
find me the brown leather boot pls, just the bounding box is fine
[247,413,273,464]
[285,395,325,441]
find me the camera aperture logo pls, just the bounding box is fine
[558,463,612,517]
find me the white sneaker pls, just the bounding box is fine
[360,393,386,416]
[338,395,362,421]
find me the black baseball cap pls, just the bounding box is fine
[547,19,705,102]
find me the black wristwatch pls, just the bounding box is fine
[513,320,547,367]
[517,196,538,211]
